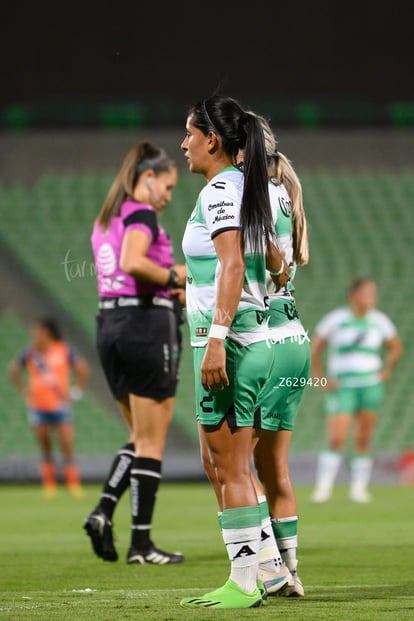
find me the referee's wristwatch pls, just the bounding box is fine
[166,268,180,288]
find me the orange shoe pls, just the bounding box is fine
[40,461,57,497]
[67,483,85,498]
[43,483,58,498]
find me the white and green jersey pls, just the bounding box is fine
[268,180,297,300]
[315,307,397,387]
[182,166,268,347]
[247,181,308,345]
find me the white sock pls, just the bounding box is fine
[257,495,283,572]
[222,507,261,594]
[226,527,261,593]
[313,450,342,496]
[273,516,298,573]
[350,455,373,493]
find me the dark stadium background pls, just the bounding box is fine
[1,1,414,485]
[2,2,413,124]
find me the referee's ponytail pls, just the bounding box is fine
[96,142,175,231]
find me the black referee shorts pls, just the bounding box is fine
[96,305,181,401]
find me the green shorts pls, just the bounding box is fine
[257,338,311,431]
[193,339,274,427]
[325,383,385,415]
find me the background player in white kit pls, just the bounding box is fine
[311,277,402,503]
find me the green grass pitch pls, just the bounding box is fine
[0,482,413,620]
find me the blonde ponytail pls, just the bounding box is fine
[273,152,309,266]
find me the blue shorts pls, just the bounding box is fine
[28,408,73,427]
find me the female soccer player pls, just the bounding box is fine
[252,115,310,597]
[179,95,289,609]
[197,114,311,598]
[84,141,186,564]
[311,277,402,503]
[9,317,90,497]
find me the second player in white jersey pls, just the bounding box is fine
[314,306,397,387]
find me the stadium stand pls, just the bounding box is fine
[292,171,414,453]
[0,169,413,480]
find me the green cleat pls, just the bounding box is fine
[180,579,263,609]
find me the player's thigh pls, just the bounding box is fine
[259,339,310,431]
[193,339,273,428]
[359,383,384,411]
[324,385,359,416]
[231,339,275,426]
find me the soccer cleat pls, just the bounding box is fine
[127,542,183,565]
[180,579,263,609]
[258,562,292,596]
[280,561,305,597]
[40,462,57,497]
[257,579,268,606]
[349,489,372,503]
[67,483,85,499]
[83,508,118,561]
[43,484,58,499]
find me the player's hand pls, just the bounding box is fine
[201,340,229,392]
[69,386,84,402]
[171,288,186,306]
[266,244,290,291]
[378,369,391,382]
[271,260,290,291]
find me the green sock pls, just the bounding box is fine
[272,515,298,571]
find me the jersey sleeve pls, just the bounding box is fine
[201,179,241,239]
[314,310,343,340]
[123,209,159,243]
[376,311,398,340]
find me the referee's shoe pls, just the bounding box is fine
[83,508,118,562]
[127,542,183,565]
